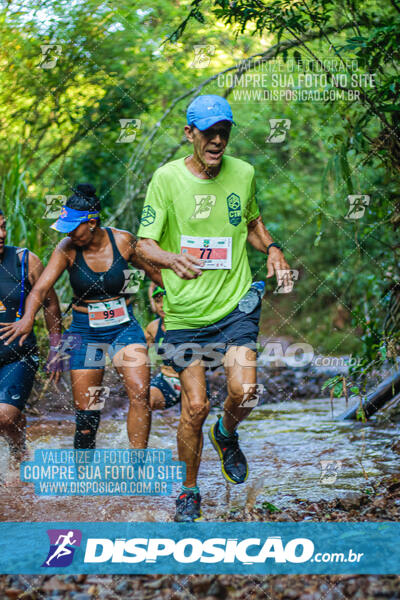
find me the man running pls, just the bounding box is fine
[137,94,290,521]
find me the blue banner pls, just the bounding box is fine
[0,522,398,574]
[20,449,185,496]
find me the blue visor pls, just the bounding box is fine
[50,206,100,233]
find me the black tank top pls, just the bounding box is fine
[0,246,37,365]
[68,227,130,304]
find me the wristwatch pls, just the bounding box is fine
[266,242,282,255]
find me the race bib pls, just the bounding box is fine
[88,298,130,328]
[180,235,232,269]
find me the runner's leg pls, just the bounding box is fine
[0,357,37,461]
[0,404,25,458]
[208,346,257,485]
[178,362,209,487]
[113,344,151,449]
[223,345,257,432]
[70,369,104,448]
[150,387,166,410]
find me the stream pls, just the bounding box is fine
[1,394,399,522]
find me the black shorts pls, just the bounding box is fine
[0,354,39,411]
[150,372,181,408]
[160,296,261,373]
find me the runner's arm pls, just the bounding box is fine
[125,231,164,287]
[27,252,62,340]
[136,238,203,280]
[27,253,64,384]
[131,252,164,288]
[247,216,290,278]
[0,244,69,346]
[144,321,156,346]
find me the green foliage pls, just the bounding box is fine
[0,0,398,381]
[0,148,43,254]
[171,0,400,383]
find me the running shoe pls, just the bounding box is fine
[174,490,202,522]
[208,419,248,484]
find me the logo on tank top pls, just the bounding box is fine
[191,194,216,219]
[226,193,241,226]
[140,205,156,226]
[0,300,6,312]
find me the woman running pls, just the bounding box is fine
[0,184,162,450]
[0,209,62,464]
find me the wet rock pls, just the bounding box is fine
[282,590,300,598]
[207,579,227,598]
[190,576,214,594]
[371,496,387,509]
[144,576,171,590]
[87,587,97,596]
[5,590,24,600]
[390,441,400,454]
[338,492,365,510]
[115,580,131,593]
[387,479,400,493]
[42,576,75,592]
[171,581,181,591]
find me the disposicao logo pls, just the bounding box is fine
[42,529,82,567]
[83,536,314,564]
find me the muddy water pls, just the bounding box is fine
[0,396,399,522]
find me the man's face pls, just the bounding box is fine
[0,216,6,255]
[184,120,232,168]
[153,294,165,319]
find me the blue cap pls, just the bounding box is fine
[50,206,100,233]
[187,95,235,131]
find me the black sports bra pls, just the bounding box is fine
[68,228,130,304]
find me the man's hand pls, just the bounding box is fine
[136,238,203,280]
[0,316,34,346]
[169,253,203,280]
[267,248,293,291]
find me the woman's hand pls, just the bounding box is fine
[0,316,33,346]
[44,348,65,384]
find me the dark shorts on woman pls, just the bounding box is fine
[150,372,181,408]
[0,354,39,411]
[161,295,261,373]
[64,304,146,370]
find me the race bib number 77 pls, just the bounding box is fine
[180,235,232,269]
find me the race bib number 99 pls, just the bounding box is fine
[180,235,232,269]
[88,298,130,328]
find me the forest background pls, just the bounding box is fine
[1,0,399,391]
